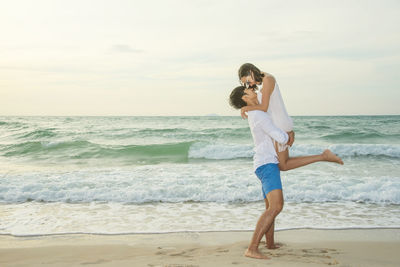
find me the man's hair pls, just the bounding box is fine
[229,86,247,109]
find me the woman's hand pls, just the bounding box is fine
[287,131,295,146]
[241,106,250,119]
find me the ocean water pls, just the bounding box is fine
[0,115,399,236]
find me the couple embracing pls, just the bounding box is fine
[229,63,343,260]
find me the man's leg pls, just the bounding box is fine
[277,148,343,171]
[263,198,281,249]
[263,198,274,247]
[245,189,284,259]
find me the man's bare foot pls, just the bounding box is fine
[244,248,270,259]
[266,242,283,249]
[322,149,344,165]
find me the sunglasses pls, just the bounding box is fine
[240,72,254,88]
[240,76,251,88]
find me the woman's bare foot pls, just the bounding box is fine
[244,248,270,259]
[322,149,344,165]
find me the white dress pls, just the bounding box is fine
[256,78,293,152]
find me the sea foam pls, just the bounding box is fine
[188,143,400,159]
[1,164,399,205]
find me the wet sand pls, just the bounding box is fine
[1,228,399,266]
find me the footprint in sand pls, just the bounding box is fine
[302,248,337,254]
[266,247,340,265]
[81,259,110,265]
[169,251,194,258]
[300,248,340,265]
[169,251,186,256]
[216,247,229,253]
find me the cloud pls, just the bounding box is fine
[109,44,144,54]
[0,0,399,115]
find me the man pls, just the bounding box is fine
[229,85,294,260]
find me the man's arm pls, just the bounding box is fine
[254,112,289,145]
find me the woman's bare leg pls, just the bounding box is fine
[277,147,343,171]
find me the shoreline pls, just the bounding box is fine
[1,226,400,238]
[1,228,399,266]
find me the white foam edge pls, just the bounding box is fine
[2,226,400,238]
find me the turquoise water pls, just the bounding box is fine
[1,116,399,166]
[0,115,399,235]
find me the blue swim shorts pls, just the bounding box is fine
[255,163,282,199]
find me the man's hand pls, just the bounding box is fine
[240,106,250,119]
[287,131,295,146]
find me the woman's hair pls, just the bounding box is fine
[229,86,247,109]
[238,63,264,83]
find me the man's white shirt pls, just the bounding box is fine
[247,110,289,171]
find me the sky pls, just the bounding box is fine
[0,0,399,116]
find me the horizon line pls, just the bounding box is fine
[1,114,399,117]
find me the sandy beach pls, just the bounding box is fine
[1,228,399,267]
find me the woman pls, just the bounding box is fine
[238,63,343,171]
